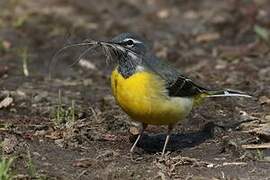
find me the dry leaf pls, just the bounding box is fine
[157,9,169,19]
[45,131,62,140]
[195,32,220,43]
[2,135,18,154]
[218,42,258,58]
[0,97,13,109]
[265,115,270,121]
[259,96,270,105]
[102,134,117,141]
[73,158,95,168]
[129,127,139,135]
[242,143,270,149]
[78,59,97,70]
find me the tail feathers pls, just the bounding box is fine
[206,89,252,98]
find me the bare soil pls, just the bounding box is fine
[0,0,270,179]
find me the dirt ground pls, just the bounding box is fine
[0,0,270,179]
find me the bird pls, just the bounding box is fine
[97,32,251,156]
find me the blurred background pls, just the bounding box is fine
[0,0,270,179]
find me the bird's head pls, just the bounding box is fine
[99,33,149,61]
[110,32,148,56]
[98,33,150,78]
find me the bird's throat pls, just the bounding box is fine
[117,57,137,78]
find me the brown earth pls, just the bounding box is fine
[0,0,270,179]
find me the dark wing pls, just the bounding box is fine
[167,75,208,97]
[144,54,208,97]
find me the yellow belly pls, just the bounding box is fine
[111,69,193,125]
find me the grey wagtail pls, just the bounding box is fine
[96,32,251,156]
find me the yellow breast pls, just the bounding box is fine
[111,68,193,125]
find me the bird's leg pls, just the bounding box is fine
[161,124,174,157]
[130,123,147,153]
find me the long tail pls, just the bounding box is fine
[205,89,252,98]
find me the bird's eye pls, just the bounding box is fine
[125,40,134,46]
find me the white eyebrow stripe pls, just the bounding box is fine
[123,38,142,44]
